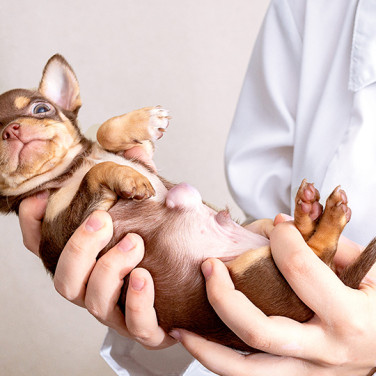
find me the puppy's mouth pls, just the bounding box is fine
[19,139,48,159]
[5,136,49,167]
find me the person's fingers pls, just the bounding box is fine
[244,218,274,238]
[270,222,354,320]
[171,329,310,376]
[54,211,114,307]
[272,214,369,284]
[126,267,176,349]
[84,233,145,337]
[202,258,320,359]
[18,191,49,255]
[124,145,157,172]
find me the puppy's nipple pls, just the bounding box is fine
[165,183,202,209]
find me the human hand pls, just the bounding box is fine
[17,145,174,350]
[19,198,174,349]
[171,218,376,376]
[53,210,175,349]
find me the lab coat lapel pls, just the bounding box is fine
[349,0,376,92]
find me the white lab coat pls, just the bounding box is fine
[101,0,376,374]
[227,0,376,246]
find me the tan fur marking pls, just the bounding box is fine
[86,161,155,201]
[44,163,93,222]
[226,246,271,276]
[14,96,31,109]
[97,107,155,152]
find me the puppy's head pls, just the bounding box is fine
[0,54,85,198]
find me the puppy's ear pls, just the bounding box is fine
[39,54,82,114]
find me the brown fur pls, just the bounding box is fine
[1,55,376,353]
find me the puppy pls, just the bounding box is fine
[1,54,375,352]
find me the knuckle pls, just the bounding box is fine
[126,299,144,316]
[187,343,204,361]
[85,301,103,320]
[129,327,154,343]
[25,239,41,256]
[242,331,271,351]
[22,238,34,252]
[54,276,74,300]
[66,235,88,258]
[96,255,116,273]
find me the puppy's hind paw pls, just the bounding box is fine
[295,179,323,221]
[326,186,352,225]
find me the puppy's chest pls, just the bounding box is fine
[45,144,167,222]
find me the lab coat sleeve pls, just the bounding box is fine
[100,329,197,376]
[225,0,303,220]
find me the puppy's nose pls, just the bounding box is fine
[2,123,21,140]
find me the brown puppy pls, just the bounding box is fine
[0,55,375,352]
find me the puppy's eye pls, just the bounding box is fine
[33,103,51,114]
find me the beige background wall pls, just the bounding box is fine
[0,1,270,375]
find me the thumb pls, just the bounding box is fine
[273,213,293,226]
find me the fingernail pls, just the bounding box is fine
[131,275,145,291]
[201,260,213,280]
[169,330,181,342]
[274,213,293,225]
[85,212,104,232]
[280,213,293,221]
[118,234,135,252]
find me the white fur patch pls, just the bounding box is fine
[148,107,169,141]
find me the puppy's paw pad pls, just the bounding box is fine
[296,180,322,221]
[149,106,170,141]
[327,186,351,224]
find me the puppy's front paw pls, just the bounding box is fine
[117,173,155,200]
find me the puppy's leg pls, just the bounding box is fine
[97,106,170,157]
[305,186,351,265]
[83,161,155,211]
[39,161,155,274]
[294,179,323,241]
